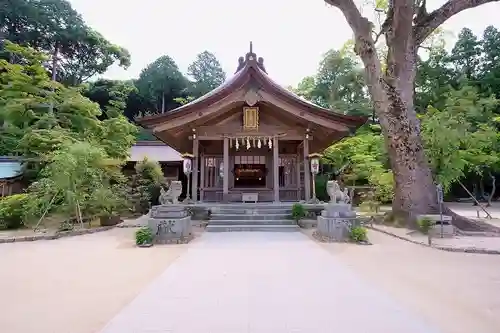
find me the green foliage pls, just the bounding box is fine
[314,174,329,202]
[358,192,381,213]
[25,141,125,221]
[127,158,166,214]
[420,85,500,191]
[0,0,130,85]
[0,42,137,164]
[292,49,372,117]
[349,226,368,243]
[187,51,226,97]
[87,184,130,217]
[323,127,393,203]
[291,203,306,222]
[135,55,189,113]
[314,26,500,202]
[135,227,153,246]
[0,194,30,229]
[417,217,434,234]
[58,221,74,232]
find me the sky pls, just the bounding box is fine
[68,0,500,87]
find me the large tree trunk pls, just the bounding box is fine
[325,0,500,232]
[51,42,59,82]
[337,0,439,222]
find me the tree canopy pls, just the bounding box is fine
[322,0,500,225]
[293,25,500,212]
[187,51,226,97]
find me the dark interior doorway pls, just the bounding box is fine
[234,164,266,188]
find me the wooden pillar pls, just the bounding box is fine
[303,137,310,201]
[200,152,205,202]
[192,138,199,202]
[273,137,279,202]
[296,151,301,201]
[223,137,229,201]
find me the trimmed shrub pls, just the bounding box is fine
[135,226,153,245]
[291,203,306,222]
[349,226,368,242]
[0,194,29,230]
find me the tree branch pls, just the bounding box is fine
[325,0,371,38]
[414,0,500,45]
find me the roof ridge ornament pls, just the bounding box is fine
[235,42,267,74]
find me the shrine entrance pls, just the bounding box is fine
[137,44,367,203]
[234,155,266,188]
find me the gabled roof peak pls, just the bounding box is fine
[236,41,267,74]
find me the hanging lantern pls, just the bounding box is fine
[246,137,251,150]
[308,153,322,175]
[235,138,239,150]
[181,153,194,175]
[219,161,224,178]
[257,138,261,149]
[252,137,256,147]
[268,137,272,149]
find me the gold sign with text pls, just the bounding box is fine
[243,107,259,131]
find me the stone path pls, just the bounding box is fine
[99,232,441,333]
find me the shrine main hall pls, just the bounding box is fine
[138,46,366,203]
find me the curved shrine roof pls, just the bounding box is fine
[138,43,367,129]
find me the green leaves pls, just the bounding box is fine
[323,128,393,202]
[292,49,372,117]
[1,0,130,85]
[135,55,189,113]
[26,140,123,218]
[0,43,137,174]
[187,51,226,97]
[420,85,500,191]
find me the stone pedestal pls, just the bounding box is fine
[149,205,193,244]
[316,203,357,242]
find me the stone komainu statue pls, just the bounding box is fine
[159,181,182,205]
[327,180,350,204]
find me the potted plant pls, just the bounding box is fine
[135,226,153,247]
[291,203,306,225]
[349,225,369,244]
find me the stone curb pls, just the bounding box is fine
[368,225,500,255]
[0,226,115,244]
[116,224,145,228]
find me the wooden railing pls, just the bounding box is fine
[202,188,223,202]
[202,187,302,202]
[279,188,299,202]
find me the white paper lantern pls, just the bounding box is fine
[183,158,192,175]
[310,156,320,175]
[219,162,224,178]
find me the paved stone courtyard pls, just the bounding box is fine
[99,232,441,333]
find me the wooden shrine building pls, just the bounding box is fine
[138,44,366,202]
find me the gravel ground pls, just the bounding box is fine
[1,227,499,333]
[311,229,500,333]
[0,228,188,333]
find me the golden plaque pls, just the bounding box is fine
[243,107,259,130]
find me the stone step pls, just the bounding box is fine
[209,219,295,225]
[212,208,291,215]
[210,214,290,221]
[205,224,300,232]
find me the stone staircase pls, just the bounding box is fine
[206,205,299,232]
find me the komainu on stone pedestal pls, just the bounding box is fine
[326,180,349,204]
[149,205,192,244]
[315,202,358,242]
